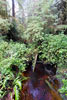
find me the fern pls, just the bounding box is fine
[14,79,22,100]
[14,78,22,90]
[14,85,20,100]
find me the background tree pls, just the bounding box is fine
[0,0,7,18]
[53,0,67,34]
[12,0,15,17]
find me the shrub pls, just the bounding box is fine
[0,40,28,99]
[59,78,67,96]
[38,34,67,68]
[0,17,12,34]
[0,33,67,99]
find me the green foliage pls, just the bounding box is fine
[5,19,25,41]
[14,79,22,100]
[57,71,67,97]
[24,18,44,42]
[24,0,57,42]
[0,0,7,17]
[59,78,67,96]
[39,34,67,68]
[0,40,28,99]
[0,17,12,34]
[14,85,19,100]
[57,25,67,29]
[0,31,67,100]
[0,38,40,99]
[16,21,25,37]
[0,0,67,99]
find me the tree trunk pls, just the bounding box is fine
[12,0,15,17]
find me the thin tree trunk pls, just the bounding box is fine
[12,0,15,17]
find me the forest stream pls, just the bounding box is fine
[20,61,63,100]
[0,61,63,100]
[0,0,67,100]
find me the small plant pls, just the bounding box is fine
[59,79,67,96]
[14,79,22,100]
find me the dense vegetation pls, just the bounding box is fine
[0,0,67,100]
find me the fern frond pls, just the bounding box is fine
[14,85,20,100]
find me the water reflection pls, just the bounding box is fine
[21,62,62,100]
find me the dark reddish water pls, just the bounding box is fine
[21,62,62,100]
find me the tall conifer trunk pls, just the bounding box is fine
[12,0,15,17]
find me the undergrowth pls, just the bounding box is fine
[0,33,67,99]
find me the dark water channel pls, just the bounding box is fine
[1,62,63,100]
[21,62,63,100]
